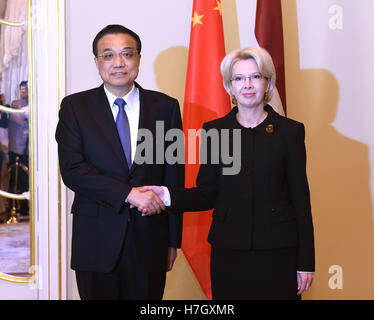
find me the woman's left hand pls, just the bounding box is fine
[167,247,177,272]
[297,272,314,296]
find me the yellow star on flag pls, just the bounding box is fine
[192,11,204,26]
[214,0,222,16]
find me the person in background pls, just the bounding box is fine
[140,47,315,300]
[0,93,9,177]
[0,93,10,222]
[55,25,184,300]
[7,81,29,217]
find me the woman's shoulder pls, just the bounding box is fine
[276,114,306,142]
[264,104,301,130]
[202,108,237,130]
[278,114,304,130]
[262,105,305,141]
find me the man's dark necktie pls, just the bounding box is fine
[114,98,132,168]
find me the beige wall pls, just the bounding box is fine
[65,0,374,299]
[283,0,374,299]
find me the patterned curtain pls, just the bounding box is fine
[0,0,28,105]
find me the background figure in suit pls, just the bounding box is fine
[0,93,10,221]
[141,47,315,300]
[8,81,29,217]
[0,93,9,178]
[55,25,184,300]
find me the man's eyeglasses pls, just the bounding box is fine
[231,73,267,84]
[96,49,139,63]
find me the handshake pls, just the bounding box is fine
[126,186,166,216]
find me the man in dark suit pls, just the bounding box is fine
[8,81,29,217]
[55,25,184,300]
[0,93,9,181]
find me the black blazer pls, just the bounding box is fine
[170,105,315,271]
[56,83,184,273]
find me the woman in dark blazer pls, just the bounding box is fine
[141,47,315,300]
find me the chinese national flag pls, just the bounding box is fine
[255,0,287,115]
[182,0,231,300]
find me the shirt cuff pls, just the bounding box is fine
[161,186,171,207]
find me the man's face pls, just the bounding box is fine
[20,85,28,100]
[95,33,141,96]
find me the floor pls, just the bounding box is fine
[0,221,30,276]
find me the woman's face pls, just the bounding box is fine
[230,59,269,110]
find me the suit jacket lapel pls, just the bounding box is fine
[88,85,130,171]
[137,83,155,134]
[129,83,155,173]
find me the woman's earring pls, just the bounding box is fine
[231,97,237,105]
[264,91,268,101]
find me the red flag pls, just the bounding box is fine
[182,0,231,300]
[255,0,287,115]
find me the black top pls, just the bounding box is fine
[170,104,315,271]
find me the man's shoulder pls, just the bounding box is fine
[138,86,178,104]
[11,99,26,108]
[63,86,101,103]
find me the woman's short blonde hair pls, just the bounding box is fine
[220,47,276,104]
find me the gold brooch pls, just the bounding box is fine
[265,124,274,134]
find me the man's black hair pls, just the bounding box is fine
[19,81,28,88]
[92,24,142,56]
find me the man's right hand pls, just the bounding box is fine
[129,186,166,216]
[126,187,165,215]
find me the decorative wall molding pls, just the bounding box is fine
[0,0,67,300]
[29,0,67,300]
